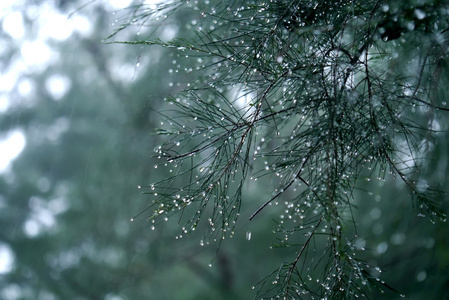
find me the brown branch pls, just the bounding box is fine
[398,95,449,112]
[249,146,313,221]
[285,217,323,298]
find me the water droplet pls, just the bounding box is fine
[130,218,134,222]
[414,9,426,20]
[416,270,427,282]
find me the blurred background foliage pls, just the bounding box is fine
[0,0,448,299]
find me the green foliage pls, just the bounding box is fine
[111,0,449,299]
[2,1,449,299]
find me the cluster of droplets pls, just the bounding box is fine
[123,2,449,299]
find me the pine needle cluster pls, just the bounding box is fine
[109,1,449,298]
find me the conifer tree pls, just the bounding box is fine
[111,1,449,298]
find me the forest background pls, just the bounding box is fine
[0,0,448,299]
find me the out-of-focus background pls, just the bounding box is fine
[0,1,448,299]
